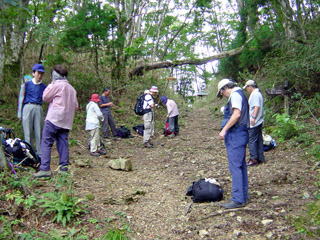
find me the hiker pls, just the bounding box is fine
[143,86,158,148]
[160,96,179,137]
[243,80,265,166]
[217,79,249,209]
[18,64,46,157]
[86,93,105,156]
[33,65,78,178]
[99,88,117,138]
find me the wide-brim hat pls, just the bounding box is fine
[216,79,232,97]
[90,94,100,103]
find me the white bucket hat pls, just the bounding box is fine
[216,79,232,97]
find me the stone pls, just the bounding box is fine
[233,229,242,237]
[74,158,92,167]
[265,232,273,239]
[108,158,133,171]
[236,216,243,223]
[199,229,209,238]
[261,219,273,226]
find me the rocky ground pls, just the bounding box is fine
[64,107,318,240]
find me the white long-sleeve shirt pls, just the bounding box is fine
[85,101,104,130]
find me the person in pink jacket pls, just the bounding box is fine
[33,65,78,178]
[160,96,179,137]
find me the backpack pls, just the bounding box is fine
[132,124,144,136]
[134,94,151,116]
[263,134,276,152]
[163,121,173,136]
[116,126,132,138]
[186,178,223,203]
[3,138,40,169]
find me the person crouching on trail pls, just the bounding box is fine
[143,86,158,148]
[160,96,179,137]
[217,79,249,209]
[86,94,105,157]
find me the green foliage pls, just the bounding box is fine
[271,113,300,142]
[0,216,22,240]
[308,144,320,162]
[5,191,36,209]
[60,1,116,51]
[99,229,129,240]
[19,228,90,240]
[293,133,315,148]
[293,199,320,238]
[38,192,85,226]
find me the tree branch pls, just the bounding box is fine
[129,44,246,76]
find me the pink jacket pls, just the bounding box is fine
[166,99,179,117]
[43,80,78,130]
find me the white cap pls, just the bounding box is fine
[243,80,256,89]
[216,79,233,97]
[150,86,159,93]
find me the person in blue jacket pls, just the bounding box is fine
[217,79,249,209]
[19,64,46,157]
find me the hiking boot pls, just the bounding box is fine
[144,142,153,148]
[59,166,69,173]
[220,201,246,209]
[247,159,259,166]
[90,151,100,157]
[98,149,107,155]
[33,170,52,178]
[167,133,176,138]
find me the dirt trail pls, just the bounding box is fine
[72,107,318,240]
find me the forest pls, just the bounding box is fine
[0,0,320,239]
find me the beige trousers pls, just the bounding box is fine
[143,111,154,143]
[89,128,100,152]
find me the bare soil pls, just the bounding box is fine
[62,107,318,240]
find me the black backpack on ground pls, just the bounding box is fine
[186,179,223,203]
[132,124,144,136]
[134,94,151,116]
[3,138,40,169]
[116,126,132,138]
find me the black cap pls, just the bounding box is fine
[103,88,110,92]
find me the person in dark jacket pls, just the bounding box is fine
[99,88,117,138]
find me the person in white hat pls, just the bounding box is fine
[217,78,250,209]
[142,86,158,148]
[243,80,265,166]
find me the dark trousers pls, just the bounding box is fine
[248,124,265,162]
[40,120,69,171]
[225,127,249,204]
[102,111,117,137]
[168,115,179,134]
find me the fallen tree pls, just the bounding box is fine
[129,44,247,77]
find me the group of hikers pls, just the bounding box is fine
[14,62,266,209]
[16,63,180,178]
